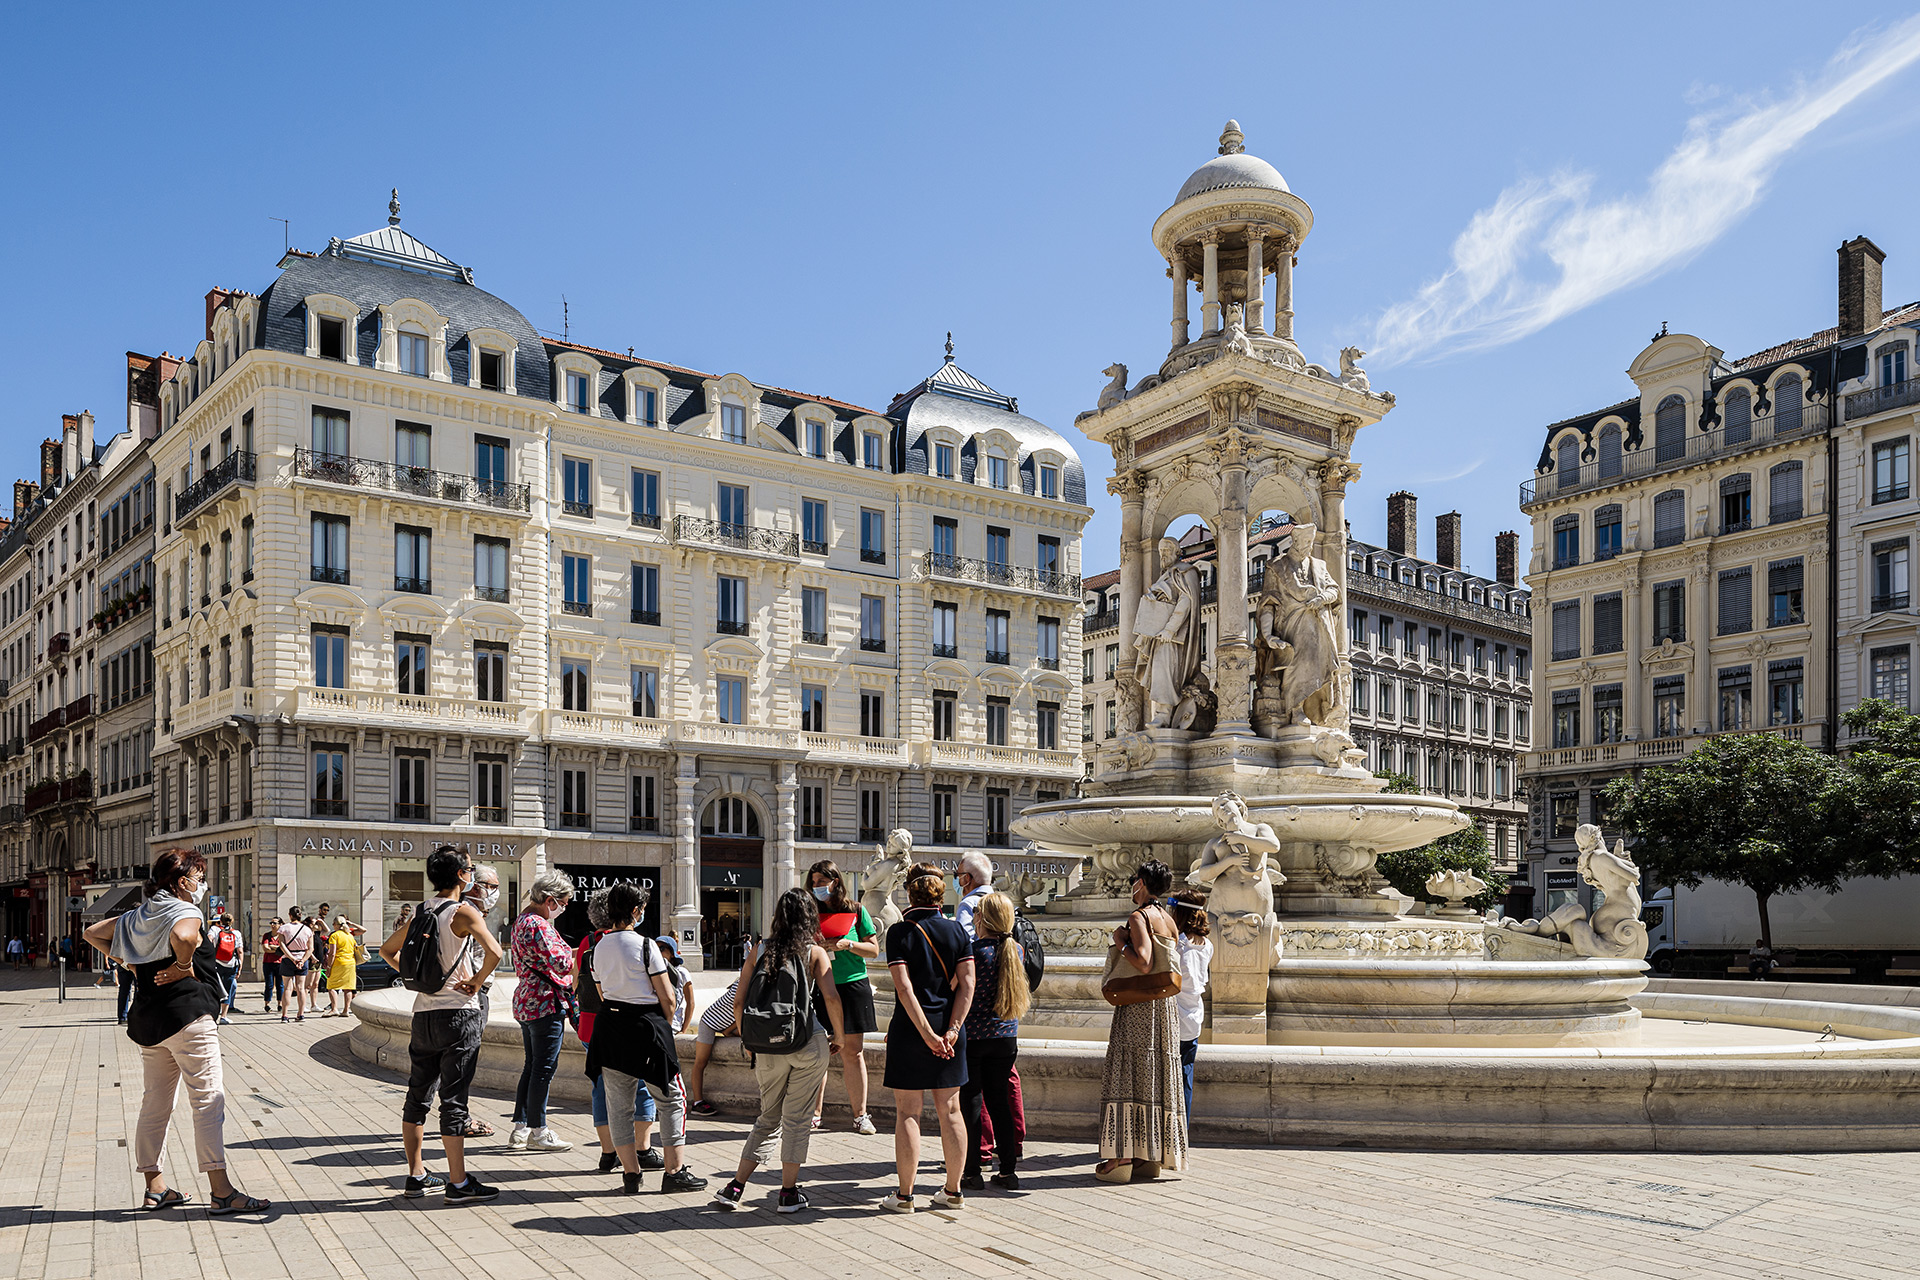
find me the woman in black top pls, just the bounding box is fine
[81,849,269,1215]
[879,863,975,1213]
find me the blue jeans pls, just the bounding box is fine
[1180,1038,1198,1120]
[263,966,284,1007]
[218,967,239,1010]
[116,967,136,1023]
[514,1014,566,1128]
[591,1069,657,1126]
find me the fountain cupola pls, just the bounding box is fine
[1154,121,1314,376]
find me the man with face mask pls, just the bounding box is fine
[463,866,502,1023]
[953,853,994,941]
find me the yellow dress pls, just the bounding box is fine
[326,930,359,990]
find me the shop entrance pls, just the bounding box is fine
[699,882,760,971]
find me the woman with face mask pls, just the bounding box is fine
[81,848,269,1215]
[804,859,880,1135]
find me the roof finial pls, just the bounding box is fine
[944,332,955,363]
[388,188,402,227]
[1218,120,1245,156]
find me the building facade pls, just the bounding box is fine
[1514,239,1912,915]
[144,206,1087,968]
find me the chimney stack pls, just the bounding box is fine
[1436,511,1463,569]
[1386,490,1417,558]
[1496,531,1519,586]
[40,439,61,491]
[1839,236,1886,337]
[14,481,37,514]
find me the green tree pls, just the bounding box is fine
[1840,698,1920,877]
[1371,771,1506,910]
[1600,733,1858,950]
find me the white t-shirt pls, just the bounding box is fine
[1173,934,1213,1043]
[412,899,481,1014]
[593,930,667,1006]
[278,921,315,959]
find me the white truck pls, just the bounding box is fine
[1643,878,1920,979]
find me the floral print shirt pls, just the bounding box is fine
[510,911,575,1022]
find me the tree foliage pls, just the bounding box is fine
[1371,771,1506,911]
[1841,699,1920,876]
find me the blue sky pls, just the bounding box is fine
[6,2,1920,579]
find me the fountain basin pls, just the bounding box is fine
[1013,791,1470,857]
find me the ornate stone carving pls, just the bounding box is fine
[1134,536,1205,729]
[1096,363,1130,411]
[1105,467,1145,499]
[1337,346,1370,392]
[1188,792,1284,968]
[1317,459,1362,491]
[1250,521,1347,735]
[1222,303,1255,357]
[1496,824,1649,960]
[860,829,915,934]
[1283,926,1481,956]
[1208,381,1260,427]
[1425,868,1487,918]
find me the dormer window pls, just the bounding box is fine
[863,432,884,470]
[479,350,504,391]
[987,455,1008,489]
[399,328,428,377]
[935,443,956,478]
[319,318,346,362]
[1883,344,1909,387]
[721,404,747,445]
[1039,464,1058,498]
[805,420,827,458]
[635,388,657,427]
[566,372,593,414]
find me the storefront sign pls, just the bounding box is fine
[295,832,521,858]
[701,865,763,888]
[927,855,1079,878]
[189,834,254,856]
[554,864,660,944]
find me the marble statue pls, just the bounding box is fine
[1498,824,1648,960]
[1263,523,1344,728]
[1425,868,1488,917]
[1096,363,1130,410]
[1133,537,1205,729]
[1223,303,1255,357]
[861,828,914,934]
[1188,792,1285,966]
[1338,345,1370,392]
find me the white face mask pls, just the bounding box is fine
[811,886,832,902]
[473,885,500,913]
[185,881,208,906]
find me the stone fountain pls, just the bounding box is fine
[1005,121,1647,1047]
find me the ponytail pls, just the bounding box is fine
[978,892,1030,1021]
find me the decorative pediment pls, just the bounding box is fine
[293,584,369,626]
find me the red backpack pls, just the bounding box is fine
[213,929,238,964]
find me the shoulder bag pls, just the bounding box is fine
[1100,907,1183,1007]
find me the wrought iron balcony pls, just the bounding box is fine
[1521,399,1832,506]
[630,814,659,833]
[716,619,749,636]
[632,511,661,529]
[802,539,828,555]
[394,803,431,821]
[800,823,827,841]
[293,449,531,513]
[1037,656,1060,670]
[65,694,90,726]
[985,649,1011,665]
[46,632,69,662]
[802,629,828,645]
[921,552,1081,598]
[631,608,660,626]
[861,548,886,564]
[932,642,958,659]
[562,601,591,617]
[476,586,509,603]
[860,825,885,843]
[311,566,350,585]
[1846,376,1920,420]
[1873,592,1911,612]
[1084,609,1119,633]
[394,576,432,594]
[860,638,887,652]
[175,450,256,522]
[563,500,592,517]
[675,515,799,558]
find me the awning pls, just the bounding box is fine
[82,882,145,921]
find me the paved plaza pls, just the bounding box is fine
[2,968,1917,1280]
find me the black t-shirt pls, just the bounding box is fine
[885,907,972,1034]
[126,925,220,1047]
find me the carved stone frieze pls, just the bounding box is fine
[1282,926,1482,957]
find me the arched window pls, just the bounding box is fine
[1655,395,1686,463]
[1774,374,1803,434]
[1723,388,1751,444]
[1556,436,1580,486]
[1653,489,1685,547]
[701,796,762,837]
[1597,423,1622,478]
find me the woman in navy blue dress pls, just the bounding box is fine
[880,862,975,1213]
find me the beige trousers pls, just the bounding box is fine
[134,1014,227,1173]
[741,1035,831,1169]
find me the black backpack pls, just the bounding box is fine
[576,931,604,1015]
[740,945,813,1055]
[397,901,456,994]
[1011,913,1046,993]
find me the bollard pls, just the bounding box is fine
[58,956,66,1003]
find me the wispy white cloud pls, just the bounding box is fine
[1373,17,1920,365]
[1411,456,1486,485]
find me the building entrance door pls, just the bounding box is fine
[699,885,759,971]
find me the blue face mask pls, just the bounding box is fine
[811,886,832,902]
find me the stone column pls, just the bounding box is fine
[1112,471,1147,732]
[671,752,702,970]
[1213,435,1254,736]
[1622,565,1645,739]
[1200,232,1221,336]
[1246,228,1267,334]
[1689,560,1712,734]
[1168,250,1189,351]
[774,763,798,897]
[1274,237,1296,341]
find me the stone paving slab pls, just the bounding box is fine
[2,968,1918,1280]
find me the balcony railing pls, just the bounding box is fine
[860,638,886,652]
[296,687,529,738]
[311,566,349,585]
[985,649,1011,665]
[1522,399,1832,507]
[477,806,506,824]
[476,586,509,603]
[921,553,1081,598]
[802,539,828,555]
[1873,592,1911,612]
[802,629,828,645]
[800,824,827,841]
[861,548,886,564]
[27,706,65,744]
[46,632,69,662]
[932,643,958,659]
[675,515,799,558]
[1084,609,1119,634]
[1037,656,1060,670]
[1846,376,1920,420]
[1528,720,1820,772]
[174,450,256,521]
[25,772,90,815]
[64,694,91,726]
[394,576,432,594]
[632,511,662,529]
[631,608,660,626]
[292,449,531,512]
[562,600,591,616]
[716,619,749,636]
[630,815,659,833]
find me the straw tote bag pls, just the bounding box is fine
[1100,911,1182,1007]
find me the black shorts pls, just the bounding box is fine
[814,977,878,1036]
[279,958,308,979]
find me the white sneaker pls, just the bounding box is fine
[524,1128,572,1153]
[930,1188,965,1210]
[852,1113,878,1136]
[878,1192,915,1214]
[507,1125,530,1150]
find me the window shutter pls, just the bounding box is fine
[1655,396,1686,462]
[1720,473,1751,495]
[1768,559,1804,595]
[1598,425,1622,478]
[1592,594,1623,653]
[1653,491,1684,546]
[1552,601,1581,659]
[1774,376,1803,433]
[1717,568,1752,635]
[1724,389,1751,443]
[1769,463,1803,520]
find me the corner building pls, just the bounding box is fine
[147,207,1087,967]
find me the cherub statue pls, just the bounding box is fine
[1188,791,1285,966]
[1498,824,1648,960]
[860,828,915,935]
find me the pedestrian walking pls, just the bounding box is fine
[804,859,880,1135]
[260,924,285,1012]
[277,910,314,1022]
[302,915,327,1006]
[575,888,660,1174]
[509,870,576,1154]
[322,917,361,1017]
[210,914,244,1024]
[1094,860,1188,1184]
[584,883,707,1195]
[959,892,1029,1191]
[378,845,504,1202]
[5,935,19,967]
[879,862,975,1213]
[1168,892,1212,1121]
[81,849,269,1215]
[111,948,137,1024]
[712,888,846,1213]
[686,980,740,1116]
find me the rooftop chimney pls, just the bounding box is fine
[1436,511,1463,569]
[1496,531,1519,586]
[1386,490,1417,558]
[204,287,242,341]
[40,439,60,491]
[1839,236,1886,337]
[14,481,38,515]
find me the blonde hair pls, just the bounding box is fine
[976,892,1031,1021]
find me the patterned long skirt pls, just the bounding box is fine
[1098,995,1189,1169]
